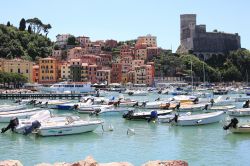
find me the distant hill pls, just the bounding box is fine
[0,23,52,61]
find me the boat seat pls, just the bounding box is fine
[66,116,74,125]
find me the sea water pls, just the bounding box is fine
[0,92,250,166]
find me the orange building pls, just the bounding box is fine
[38,58,58,84]
[32,65,39,83]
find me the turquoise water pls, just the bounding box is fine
[1,93,250,166]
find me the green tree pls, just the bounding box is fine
[7,21,10,27]
[19,18,26,31]
[67,36,76,45]
[28,25,32,33]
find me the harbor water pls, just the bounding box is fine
[0,92,250,166]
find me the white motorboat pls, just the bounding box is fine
[92,107,133,116]
[223,118,250,133]
[40,100,71,109]
[37,117,103,136]
[170,111,224,126]
[0,108,43,123]
[123,110,172,120]
[177,103,209,112]
[0,104,26,112]
[211,96,235,106]
[227,108,250,116]
[139,101,170,109]
[77,105,111,114]
[127,90,147,96]
[209,105,235,112]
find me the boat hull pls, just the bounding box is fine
[177,111,224,126]
[37,122,101,136]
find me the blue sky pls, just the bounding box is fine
[1,0,249,51]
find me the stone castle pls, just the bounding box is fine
[176,14,241,59]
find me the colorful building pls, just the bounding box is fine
[88,64,98,84]
[1,59,34,83]
[105,39,118,48]
[96,69,111,85]
[136,34,157,47]
[111,63,122,83]
[32,65,39,83]
[61,62,71,81]
[76,36,90,47]
[39,58,58,84]
[81,63,89,82]
[135,48,147,60]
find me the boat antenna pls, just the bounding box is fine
[191,60,193,94]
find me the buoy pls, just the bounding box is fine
[108,124,114,131]
[127,128,135,135]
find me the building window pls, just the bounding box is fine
[26,69,28,73]
[10,69,13,73]
[18,69,20,73]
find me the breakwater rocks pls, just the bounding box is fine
[0,156,188,166]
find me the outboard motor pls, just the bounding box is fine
[148,111,158,122]
[193,98,199,104]
[169,114,179,123]
[73,104,79,110]
[243,100,250,108]
[203,104,209,111]
[210,99,215,107]
[90,108,101,116]
[123,110,134,119]
[141,102,147,108]
[23,120,41,135]
[174,103,180,111]
[158,90,162,94]
[1,117,19,133]
[132,102,139,107]
[223,118,239,130]
[155,98,160,101]
[128,92,134,96]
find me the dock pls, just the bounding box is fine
[0,93,96,100]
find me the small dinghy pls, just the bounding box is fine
[223,118,250,133]
[123,110,172,121]
[0,104,26,112]
[168,111,224,126]
[90,107,133,116]
[37,117,103,136]
[227,108,250,116]
[209,105,235,112]
[0,108,42,123]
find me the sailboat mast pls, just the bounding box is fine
[203,63,205,83]
[191,61,193,93]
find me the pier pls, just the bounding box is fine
[0,93,95,100]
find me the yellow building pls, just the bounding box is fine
[136,34,157,47]
[39,58,58,84]
[61,62,71,81]
[81,63,89,82]
[1,59,34,83]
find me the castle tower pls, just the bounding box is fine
[180,14,196,40]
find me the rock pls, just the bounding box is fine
[100,162,133,166]
[142,160,188,166]
[71,156,99,166]
[0,160,23,166]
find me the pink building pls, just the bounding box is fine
[97,53,112,67]
[134,48,147,60]
[147,47,159,60]
[96,69,111,85]
[81,54,101,65]
[88,64,98,84]
[67,47,87,60]
[120,45,134,57]
[76,36,90,47]
[111,63,122,83]
[121,55,133,73]
[132,60,144,69]
[105,39,118,48]
[52,50,63,60]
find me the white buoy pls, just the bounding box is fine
[127,128,135,135]
[108,124,114,131]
